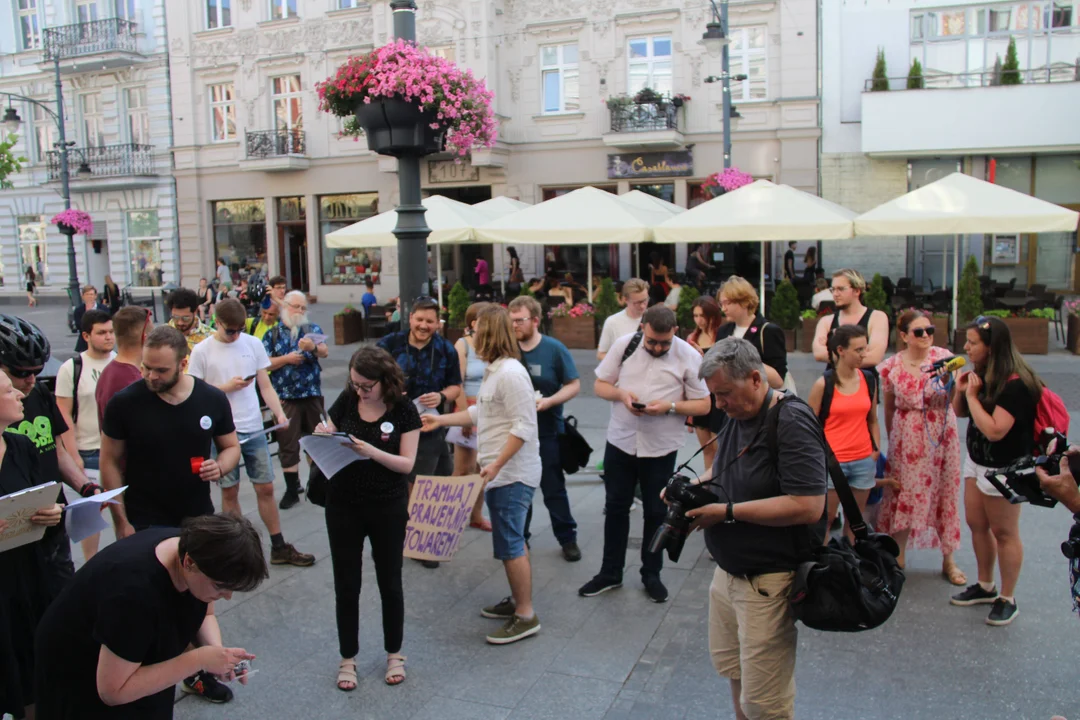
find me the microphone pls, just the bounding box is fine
[926,356,966,374]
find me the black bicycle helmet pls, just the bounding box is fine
[0,315,51,369]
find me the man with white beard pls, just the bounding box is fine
[264,290,329,509]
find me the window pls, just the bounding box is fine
[628,35,672,96]
[206,0,231,29]
[272,75,303,131]
[729,27,767,101]
[927,10,966,37]
[319,193,381,285]
[337,0,360,7]
[18,215,48,287]
[76,0,99,23]
[17,0,41,50]
[209,83,236,142]
[430,45,456,63]
[126,210,162,287]
[1048,1,1074,27]
[540,43,579,114]
[125,87,150,144]
[911,13,924,40]
[32,103,55,163]
[269,0,297,20]
[213,200,268,277]
[80,93,104,147]
[113,0,135,21]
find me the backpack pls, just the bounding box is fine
[1010,374,1069,442]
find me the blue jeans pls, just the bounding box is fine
[600,443,676,581]
[486,483,536,561]
[79,449,99,471]
[523,435,578,545]
[831,455,877,491]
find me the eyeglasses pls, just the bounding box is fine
[911,326,936,338]
[510,317,533,326]
[284,301,307,312]
[5,366,42,379]
[171,313,194,324]
[830,285,852,293]
[350,379,379,393]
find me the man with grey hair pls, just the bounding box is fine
[684,337,826,720]
[580,305,711,603]
[264,290,329,509]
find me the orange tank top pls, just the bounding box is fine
[823,371,874,463]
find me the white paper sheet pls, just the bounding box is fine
[64,487,127,543]
[0,481,59,553]
[300,434,368,478]
[445,425,477,450]
[304,333,327,346]
[240,421,289,444]
[413,397,441,417]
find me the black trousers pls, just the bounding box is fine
[325,495,408,657]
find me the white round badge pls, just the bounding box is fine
[380,422,394,434]
[199,416,212,430]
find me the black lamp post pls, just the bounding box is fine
[699,0,735,170]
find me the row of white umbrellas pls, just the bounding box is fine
[327,173,1079,328]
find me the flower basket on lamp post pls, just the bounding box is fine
[549,303,596,349]
[51,208,93,238]
[702,167,753,198]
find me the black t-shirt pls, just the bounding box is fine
[34,528,208,720]
[966,377,1038,468]
[326,391,422,503]
[784,249,795,279]
[8,384,71,551]
[102,378,235,528]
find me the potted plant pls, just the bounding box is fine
[980,308,1053,354]
[333,304,364,345]
[593,277,620,333]
[549,303,596,349]
[672,93,691,108]
[907,58,925,89]
[769,280,800,352]
[702,167,754,198]
[316,39,497,158]
[954,255,984,350]
[676,286,700,339]
[444,281,470,344]
[1001,36,1022,85]
[51,208,93,237]
[871,48,889,91]
[605,94,633,112]
[1065,298,1080,355]
[633,87,663,105]
[799,309,820,352]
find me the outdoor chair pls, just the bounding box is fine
[930,290,952,314]
[896,277,912,291]
[817,300,836,314]
[1005,289,1027,300]
[1053,295,1066,342]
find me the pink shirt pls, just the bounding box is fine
[475,258,490,286]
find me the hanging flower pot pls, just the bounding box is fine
[702,167,754,198]
[50,208,93,236]
[351,96,445,158]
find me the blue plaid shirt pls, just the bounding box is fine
[377,331,462,400]
[263,323,324,400]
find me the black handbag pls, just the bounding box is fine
[557,415,593,475]
[789,446,905,632]
[306,464,328,508]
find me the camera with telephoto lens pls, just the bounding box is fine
[1062,521,1080,560]
[648,474,720,563]
[983,428,1079,508]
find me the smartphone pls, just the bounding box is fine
[243,374,256,381]
[631,402,646,410]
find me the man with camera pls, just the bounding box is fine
[1035,450,1080,618]
[687,338,826,720]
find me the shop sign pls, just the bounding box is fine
[607,150,693,180]
[428,160,480,184]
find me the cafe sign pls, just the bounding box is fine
[607,150,693,180]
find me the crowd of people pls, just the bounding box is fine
[0,262,1075,720]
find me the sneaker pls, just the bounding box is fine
[481,596,516,619]
[278,490,300,510]
[181,671,234,704]
[643,575,668,603]
[630,498,642,513]
[561,542,582,563]
[270,543,315,567]
[578,575,622,597]
[950,583,999,606]
[485,614,541,645]
[986,598,1019,626]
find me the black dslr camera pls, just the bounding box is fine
[648,474,720,562]
[1061,521,1080,560]
[983,429,1079,508]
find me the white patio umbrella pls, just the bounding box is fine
[473,196,533,296]
[326,194,495,310]
[653,179,857,303]
[474,186,672,298]
[855,172,1080,329]
[619,190,686,278]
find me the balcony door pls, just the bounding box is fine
[271,75,303,154]
[80,92,105,147]
[76,0,99,23]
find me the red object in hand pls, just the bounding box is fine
[190,457,204,474]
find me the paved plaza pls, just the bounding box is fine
[19,301,1080,720]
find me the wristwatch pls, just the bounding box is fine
[438,392,447,406]
[666,401,677,416]
[725,501,736,523]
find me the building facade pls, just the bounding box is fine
[822,0,1080,292]
[0,0,177,297]
[167,0,820,303]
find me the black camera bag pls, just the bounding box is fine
[558,415,593,475]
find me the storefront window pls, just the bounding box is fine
[539,186,617,281]
[318,193,380,285]
[1034,154,1080,206]
[688,182,712,208]
[541,185,616,201]
[994,156,1032,194]
[18,215,48,287]
[126,210,163,287]
[631,183,675,203]
[213,199,268,279]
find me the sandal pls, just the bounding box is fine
[942,560,967,586]
[470,519,493,532]
[385,654,406,686]
[337,658,358,692]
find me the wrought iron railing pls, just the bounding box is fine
[864,65,1080,90]
[245,129,307,158]
[43,18,139,61]
[609,100,680,133]
[46,144,156,182]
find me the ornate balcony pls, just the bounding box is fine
[46,143,157,190]
[41,19,144,72]
[603,99,685,150]
[240,129,310,172]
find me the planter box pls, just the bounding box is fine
[1002,316,1049,355]
[444,326,465,345]
[551,316,596,349]
[333,312,364,345]
[799,320,818,353]
[1068,315,1080,355]
[782,328,797,353]
[896,316,950,352]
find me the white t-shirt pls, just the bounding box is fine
[55,352,115,451]
[598,309,644,355]
[811,289,833,309]
[188,334,271,433]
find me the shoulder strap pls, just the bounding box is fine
[861,368,877,404]
[71,354,84,424]
[619,331,644,366]
[818,370,836,424]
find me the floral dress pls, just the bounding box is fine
[877,346,962,554]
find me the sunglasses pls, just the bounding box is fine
[974,315,993,333]
[910,326,936,338]
[223,327,244,337]
[171,314,194,324]
[643,337,672,349]
[5,366,42,379]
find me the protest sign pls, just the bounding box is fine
[403,474,482,562]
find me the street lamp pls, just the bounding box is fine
[2,106,20,134]
[699,21,730,58]
[701,0,734,169]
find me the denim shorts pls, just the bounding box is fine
[829,455,877,491]
[79,449,99,472]
[486,482,536,561]
[217,430,275,489]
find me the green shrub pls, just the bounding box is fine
[447,281,470,327]
[594,277,620,329]
[907,58,924,89]
[800,308,818,321]
[865,273,888,312]
[871,48,889,91]
[957,255,983,324]
[769,280,801,330]
[1028,307,1055,319]
[982,309,1011,318]
[1001,37,1022,85]
[676,286,700,332]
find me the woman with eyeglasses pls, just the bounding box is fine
[808,325,881,542]
[949,315,1042,626]
[455,302,493,532]
[877,310,964,584]
[314,346,421,689]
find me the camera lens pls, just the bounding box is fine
[1062,539,1079,560]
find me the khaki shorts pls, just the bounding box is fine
[708,567,798,720]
